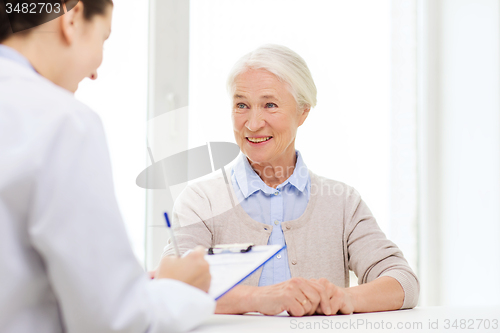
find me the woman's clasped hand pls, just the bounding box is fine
[241,277,355,317]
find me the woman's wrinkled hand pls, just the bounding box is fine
[310,278,355,315]
[249,277,332,317]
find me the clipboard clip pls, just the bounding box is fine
[208,243,254,255]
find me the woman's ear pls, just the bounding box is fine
[60,1,84,45]
[298,106,310,126]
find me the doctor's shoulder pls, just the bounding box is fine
[2,66,104,137]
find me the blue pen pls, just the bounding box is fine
[164,212,180,257]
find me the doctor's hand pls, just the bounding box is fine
[154,247,211,293]
[310,278,355,315]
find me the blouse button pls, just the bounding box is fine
[276,254,282,259]
[274,192,279,196]
[274,220,279,225]
[291,260,297,265]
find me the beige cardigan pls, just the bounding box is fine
[163,169,419,309]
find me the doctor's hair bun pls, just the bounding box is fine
[0,0,113,43]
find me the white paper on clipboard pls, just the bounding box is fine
[206,244,285,300]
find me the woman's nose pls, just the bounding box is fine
[245,110,265,131]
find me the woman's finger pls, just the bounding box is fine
[294,280,322,315]
[307,280,332,315]
[327,284,343,315]
[287,297,307,317]
[283,279,313,316]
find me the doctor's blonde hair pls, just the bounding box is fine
[227,44,317,110]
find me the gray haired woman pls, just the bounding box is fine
[163,44,419,316]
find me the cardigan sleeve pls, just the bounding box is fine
[344,187,420,309]
[162,184,214,257]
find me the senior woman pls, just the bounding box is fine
[162,44,419,316]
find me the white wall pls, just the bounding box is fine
[418,0,500,306]
[390,0,419,278]
[145,0,190,270]
[75,0,149,263]
[439,0,500,306]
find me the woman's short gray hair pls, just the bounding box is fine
[227,44,317,109]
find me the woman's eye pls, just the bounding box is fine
[265,103,277,108]
[236,103,247,109]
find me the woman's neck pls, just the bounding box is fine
[248,151,297,189]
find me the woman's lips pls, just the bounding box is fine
[246,136,272,144]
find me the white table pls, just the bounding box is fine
[192,306,500,332]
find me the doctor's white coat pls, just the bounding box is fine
[0,57,215,332]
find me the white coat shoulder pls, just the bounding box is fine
[0,58,101,140]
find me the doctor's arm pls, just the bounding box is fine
[29,109,214,332]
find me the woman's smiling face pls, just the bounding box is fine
[231,68,309,166]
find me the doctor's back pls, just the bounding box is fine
[0,1,214,332]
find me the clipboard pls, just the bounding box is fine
[205,244,286,300]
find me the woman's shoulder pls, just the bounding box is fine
[175,169,234,205]
[309,170,360,200]
[173,169,236,221]
[185,170,228,195]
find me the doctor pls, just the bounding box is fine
[0,1,214,332]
